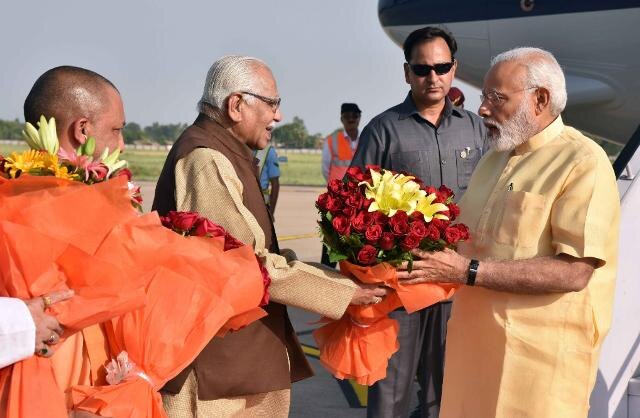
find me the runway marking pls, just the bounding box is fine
[300,343,368,408]
[277,232,319,241]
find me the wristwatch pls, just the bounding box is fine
[467,259,479,286]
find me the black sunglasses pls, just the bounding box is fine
[408,61,455,76]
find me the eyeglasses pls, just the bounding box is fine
[480,87,537,106]
[240,91,281,111]
[408,60,455,76]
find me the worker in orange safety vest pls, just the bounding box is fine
[320,102,361,266]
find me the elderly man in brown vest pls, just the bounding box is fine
[153,55,387,417]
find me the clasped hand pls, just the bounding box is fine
[396,248,469,285]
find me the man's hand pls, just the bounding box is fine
[396,248,468,285]
[350,283,388,305]
[25,289,74,357]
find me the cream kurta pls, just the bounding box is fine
[441,117,620,418]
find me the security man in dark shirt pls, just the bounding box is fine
[350,27,486,418]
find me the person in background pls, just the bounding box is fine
[320,102,362,267]
[447,86,465,108]
[350,26,486,418]
[0,290,73,368]
[254,144,280,216]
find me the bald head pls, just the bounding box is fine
[24,66,118,128]
[24,66,125,158]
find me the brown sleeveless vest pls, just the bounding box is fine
[153,113,313,399]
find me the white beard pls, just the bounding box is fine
[485,101,538,152]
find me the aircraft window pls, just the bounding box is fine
[520,0,535,12]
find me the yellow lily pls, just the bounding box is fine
[21,115,60,155]
[416,193,450,222]
[360,169,427,217]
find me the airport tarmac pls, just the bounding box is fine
[139,182,419,417]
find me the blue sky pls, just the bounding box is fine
[0,0,479,135]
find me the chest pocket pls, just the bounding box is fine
[390,150,431,182]
[493,190,546,248]
[455,147,481,190]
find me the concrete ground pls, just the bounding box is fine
[139,183,419,417]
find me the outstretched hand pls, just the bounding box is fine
[396,248,468,285]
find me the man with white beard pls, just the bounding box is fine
[395,47,620,418]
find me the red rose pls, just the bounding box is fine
[317,192,330,211]
[379,232,395,251]
[115,167,133,181]
[328,179,343,195]
[449,203,460,221]
[409,211,424,221]
[345,180,360,191]
[424,186,438,195]
[453,223,470,241]
[435,192,448,203]
[193,218,226,237]
[332,215,351,236]
[430,218,450,231]
[362,198,373,210]
[401,233,422,251]
[357,245,378,265]
[352,211,373,232]
[168,211,200,232]
[389,211,409,235]
[372,211,388,225]
[345,193,363,209]
[409,220,428,238]
[326,195,344,214]
[426,224,441,241]
[439,185,454,200]
[342,206,356,218]
[346,166,367,182]
[159,215,172,229]
[444,225,463,245]
[365,224,383,243]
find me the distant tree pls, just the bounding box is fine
[272,116,323,149]
[122,122,145,144]
[143,122,187,144]
[0,118,23,140]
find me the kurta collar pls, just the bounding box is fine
[193,113,254,162]
[397,92,463,121]
[514,116,565,155]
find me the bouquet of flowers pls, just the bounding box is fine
[0,117,267,418]
[69,211,269,418]
[313,166,468,384]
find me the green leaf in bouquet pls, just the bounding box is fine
[325,211,334,222]
[328,249,349,263]
[341,233,364,248]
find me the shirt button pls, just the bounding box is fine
[441,159,447,165]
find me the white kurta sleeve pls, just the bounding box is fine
[0,297,35,368]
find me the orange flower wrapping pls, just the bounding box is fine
[0,176,267,418]
[69,212,266,417]
[0,176,147,418]
[313,260,458,385]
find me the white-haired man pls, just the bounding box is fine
[153,55,386,417]
[396,47,620,418]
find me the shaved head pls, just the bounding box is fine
[24,65,118,129]
[24,66,126,158]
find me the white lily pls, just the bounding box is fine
[21,115,59,155]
